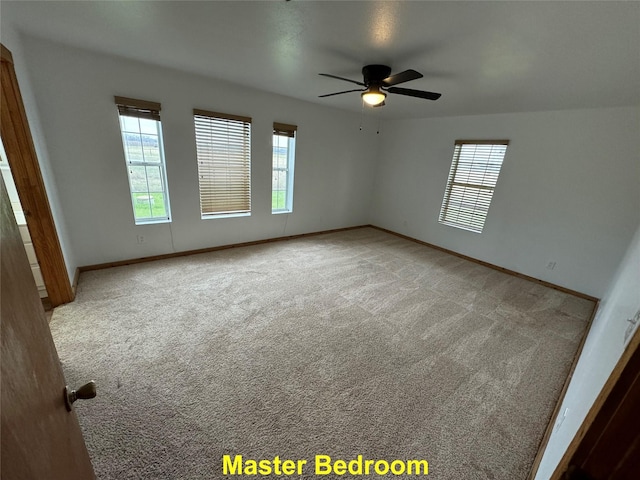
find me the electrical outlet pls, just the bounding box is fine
[546,261,556,270]
[136,235,146,244]
[555,407,569,431]
[624,308,640,344]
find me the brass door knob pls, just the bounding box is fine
[64,381,96,411]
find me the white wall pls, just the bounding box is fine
[13,35,638,297]
[19,36,379,267]
[535,220,640,479]
[0,27,78,282]
[370,107,640,298]
[9,25,640,480]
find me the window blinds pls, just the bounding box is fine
[273,122,297,137]
[114,96,161,121]
[193,109,252,216]
[439,140,509,233]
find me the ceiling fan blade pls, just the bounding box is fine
[382,69,423,86]
[387,87,441,100]
[318,88,365,98]
[319,73,366,87]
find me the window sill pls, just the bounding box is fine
[272,209,292,215]
[135,218,172,226]
[201,212,251,220]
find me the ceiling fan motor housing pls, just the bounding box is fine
[362,65,392,86]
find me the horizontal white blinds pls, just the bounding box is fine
[114,96,161,121]
[194,109,252,216]
[439,140,509,233]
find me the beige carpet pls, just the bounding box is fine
[50,227,594,479]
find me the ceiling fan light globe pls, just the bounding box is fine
[362,91,386,106]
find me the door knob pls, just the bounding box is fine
[64,381,96,411]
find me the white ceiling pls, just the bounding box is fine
[2,1,639,119]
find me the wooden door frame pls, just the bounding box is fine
[1,43,73,307]
[550,324,640,479]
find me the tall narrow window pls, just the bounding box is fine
[439,140,509,233]
[115,96,171,224]
[272,122,296,213]
[193,109,251,218]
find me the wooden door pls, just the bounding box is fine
[1,170,95,479]
[552,325,640,480]
[564,328,640,480]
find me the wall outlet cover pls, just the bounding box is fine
[624,308,640,344]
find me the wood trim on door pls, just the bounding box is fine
[1,43,74,306]
[551,324,640,479]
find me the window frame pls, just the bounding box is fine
[272,122,297,214]
[193,109,252,219]
[115,96,172,225]
[438,140,509,234]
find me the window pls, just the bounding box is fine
[439,140,509,233]
[272,122,297,213]
[193,109,251,218]
[115,96,171,224]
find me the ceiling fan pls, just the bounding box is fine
[318,64,441,107]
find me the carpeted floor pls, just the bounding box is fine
[50,227,594,479]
